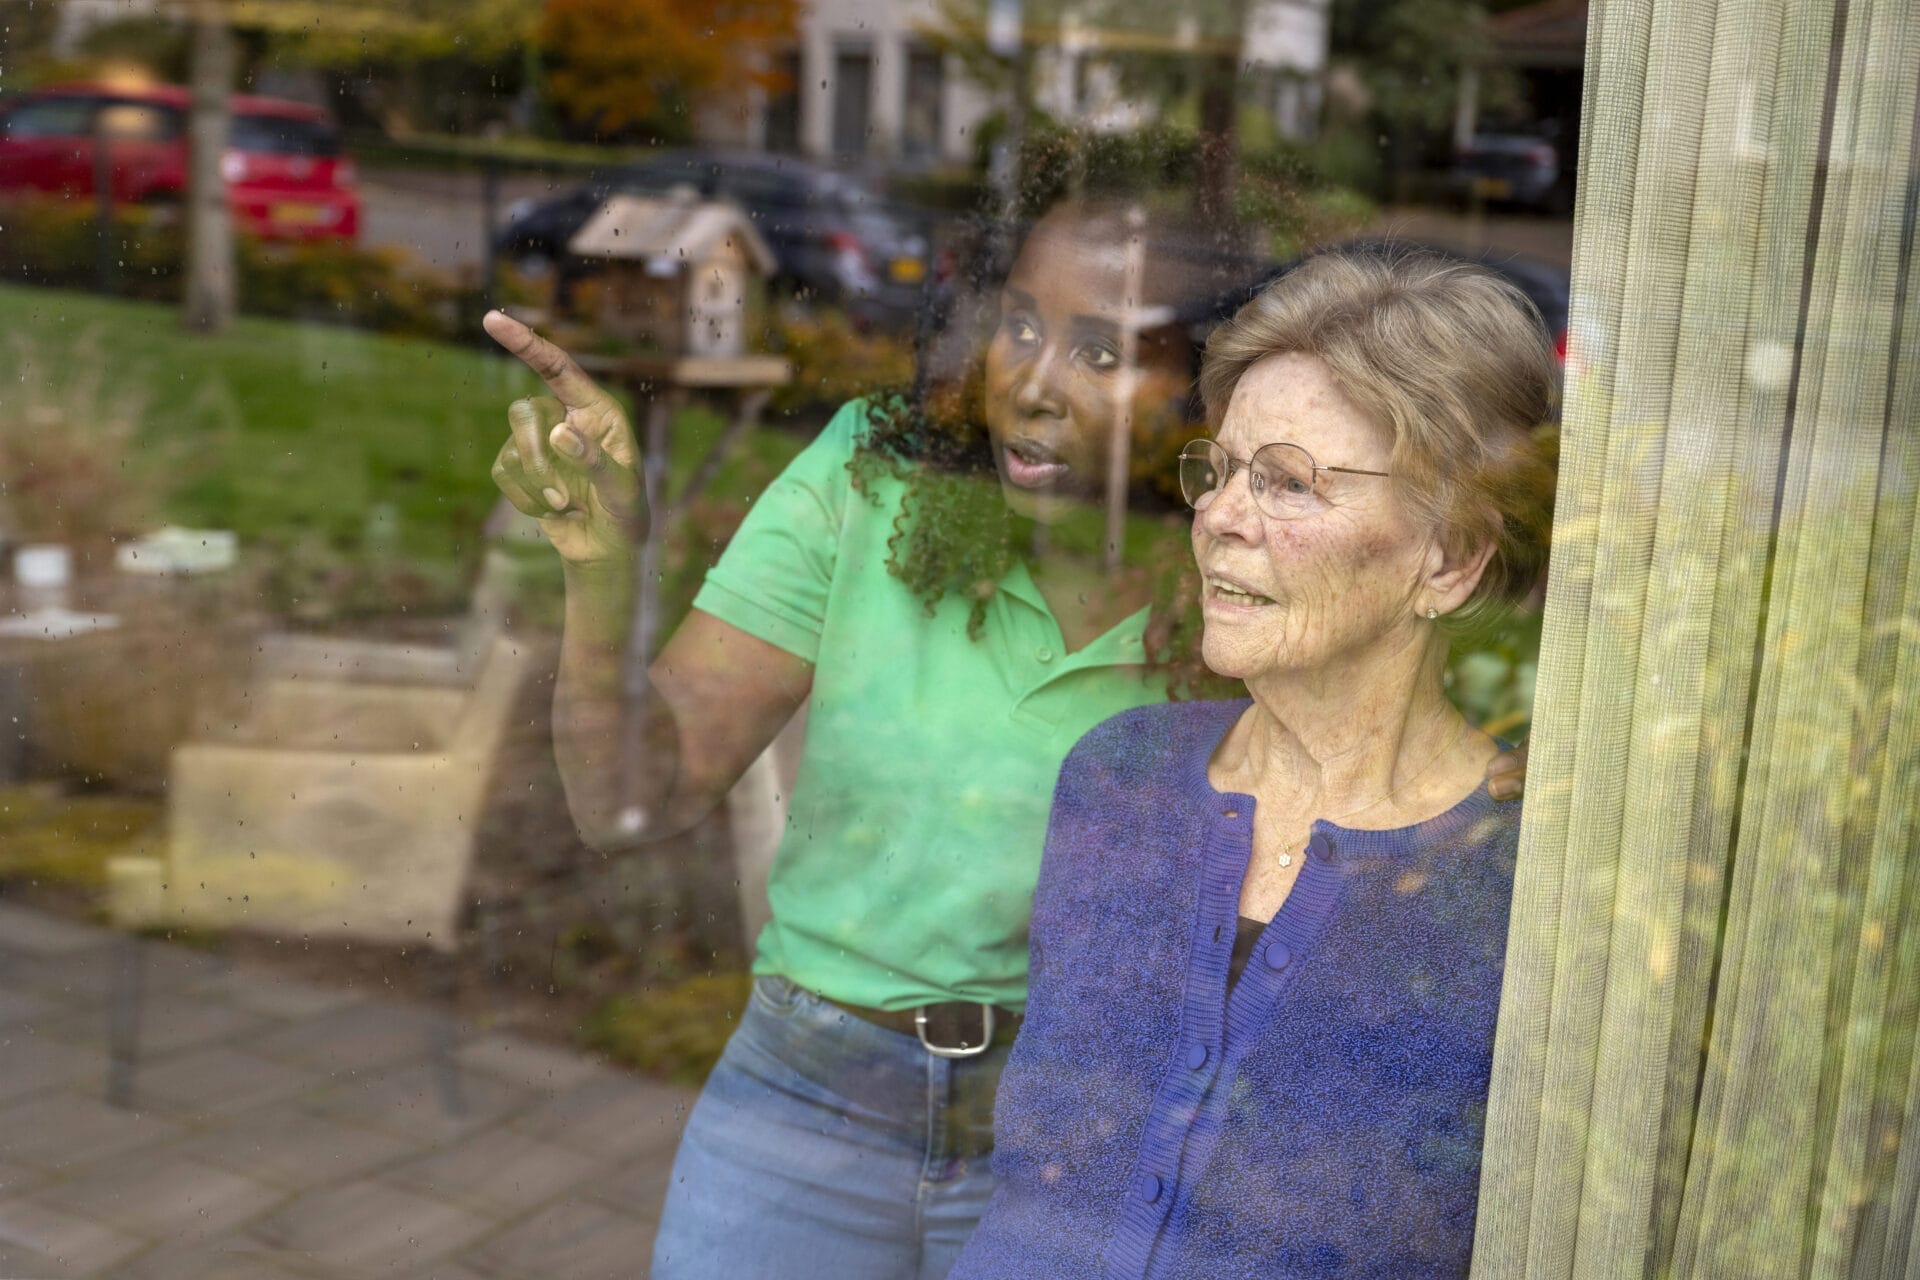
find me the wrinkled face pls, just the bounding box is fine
[1192,352,1436,682]
[983,217,1191,521]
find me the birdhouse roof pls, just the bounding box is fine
[567,192,778,274]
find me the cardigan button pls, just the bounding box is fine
[1186,1043,1209,1070]
[1263,941,1292,971]
[1134,1172,1163,1202]
[1308,833,1332,860]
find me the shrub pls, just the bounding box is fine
[579,971,754,1085]
[0,198,488,341]
[0,784,163,891]
[764,307,917,418]
[0,330,172,550]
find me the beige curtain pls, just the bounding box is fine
[1472,0,1920,1276]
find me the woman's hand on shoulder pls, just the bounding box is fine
[484,310,645,569]
[1486,738,1529,801]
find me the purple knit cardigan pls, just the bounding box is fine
[949,699,1520,1280]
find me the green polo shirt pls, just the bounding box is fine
[692,401,1166,1012]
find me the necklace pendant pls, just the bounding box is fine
[1278,853,1293,868]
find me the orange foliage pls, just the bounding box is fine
[539,0,800,131]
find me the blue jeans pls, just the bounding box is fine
[649,976,1006,1279]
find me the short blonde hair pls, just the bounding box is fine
[1198,246,1557,632]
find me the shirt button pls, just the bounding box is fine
[1186,1043,1209,1070]
[1264,941,1292,971]
[1308,833,1332,860]
[1134,1173,1163,1202]
[1036,646,1055,663]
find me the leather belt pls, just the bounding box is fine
[824,996,1022,1058]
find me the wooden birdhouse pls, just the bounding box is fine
[567,190,778,358]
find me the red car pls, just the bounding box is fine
[0,81,360,241]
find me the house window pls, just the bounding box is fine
[831,44,873,162]
[764,48,802,154]
[902,44,945,164]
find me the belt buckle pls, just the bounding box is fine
[914,1003,995,1059]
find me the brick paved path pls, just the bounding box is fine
[0,903,695,1278]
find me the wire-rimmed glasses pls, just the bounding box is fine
[1176,439,1390,520]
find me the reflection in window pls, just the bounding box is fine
[902,43,945,165]
[831,43,873,162]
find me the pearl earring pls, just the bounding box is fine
[1425,608,1439,620]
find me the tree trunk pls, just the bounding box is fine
[183,8,235,336]
[1194,0,1246,229]
[1195,53,1239,224]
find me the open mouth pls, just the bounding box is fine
[1002,439,1072,490]
[1204,575,1278,608]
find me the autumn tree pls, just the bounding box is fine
[538,0,800,139]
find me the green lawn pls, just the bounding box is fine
[0,284,809,619]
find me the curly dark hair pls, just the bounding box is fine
[846,367,1234,699]
[841,184,1276,701]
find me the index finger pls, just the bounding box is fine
[483,310,615,412]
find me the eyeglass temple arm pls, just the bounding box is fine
[1318,464,1392,478]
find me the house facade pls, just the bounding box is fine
[707,0,1331,170]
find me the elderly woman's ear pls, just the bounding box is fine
[1420,532,1499,619]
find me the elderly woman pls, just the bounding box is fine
[948,247,1556,1280]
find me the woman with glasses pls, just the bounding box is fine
[483,201,1531,1277]
[949,246,1557,1280]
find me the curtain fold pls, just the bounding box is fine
[1471,0,1920,1276]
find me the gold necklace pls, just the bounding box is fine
[1277,717,1469,868]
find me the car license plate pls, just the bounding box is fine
[1471,177,1512,199]
[271,202,329,224]
[890,256,926,284]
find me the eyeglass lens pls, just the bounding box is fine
[1178,442,1319,518]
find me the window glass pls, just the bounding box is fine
[3,97,97,137]
[0,4,1908,1278]
[229,113,339,155]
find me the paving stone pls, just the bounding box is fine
[455,1032,615,1096]
[249,1002,449,1076]
[170,1105,415,1192]
[36,990,270,1057]
[127,1044,316,1121]
[586,1151,675,1219]
[0,1160,47,1201]
[0,1197,149,1276]
[300,1060,530,1145]
[115,1236,322,1280]
[0,952,118,1007]
[0,1234,70,1279]
[0,1032,106,1103]
[2,940,224,1010]
[0,1090,188,1174]
[31,1155,285,1246]
[376,1126,601,1217]
[460,1195,657,1280]
[510,1074,693,1161]
[120,940,232,991]
[398,1260,495,1280]
[246,1181,495,1275]
[0,988,53,1030]
[0,903,110,956]
[212,969,366,1022]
